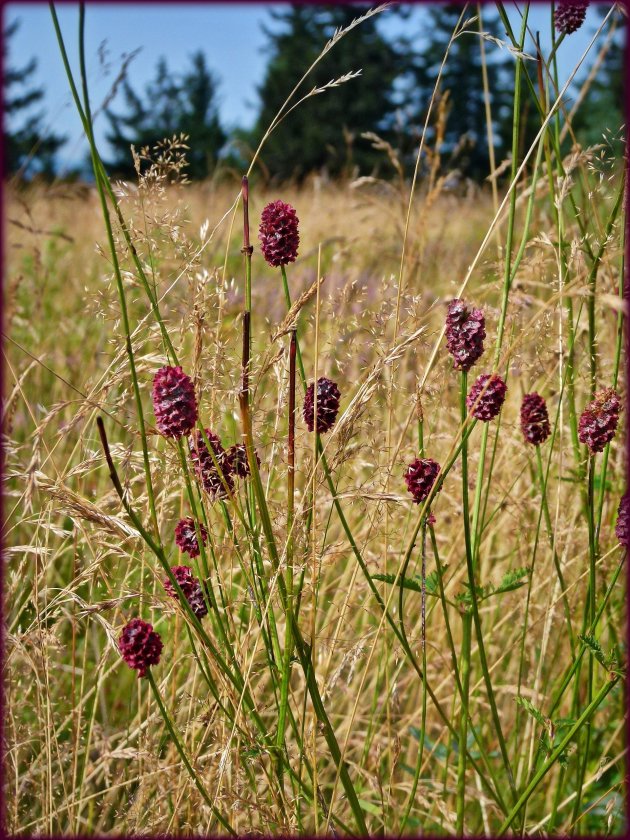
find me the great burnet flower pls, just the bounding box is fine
[554,1,588,35]
[445,299,486,371]
[520,392,551,445]
[152,365,198,438]
[190,428,234,499]
[175,517,208,558]
[467,373,507,421]
[119,618,163,678]
[404,457,441,504]
[164,565,209,620]
[303,377,341,433]
[226,443,260,478]
[615,493,630,548]
[578,388,621,453]
[259,200,300,267]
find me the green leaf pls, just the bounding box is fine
[371,573,423,594]
[516,695,547,728]
[489,566,530,597]
[371,572,444,598]
[579,633,608,670]
[358,798,382,817]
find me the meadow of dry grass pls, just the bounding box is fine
[2,4,628,837]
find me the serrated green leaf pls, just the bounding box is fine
[516,695,547,728]
[579,633,608,669]
[371,572,441,598]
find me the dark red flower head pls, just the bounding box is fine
[520,393,551,446]
[404,457,441,505]
[152,366,198,438]
[445,299,486,371]
[259,200,300,267]
[175,517,208,558]
[226,443,260,478]
[578,388,621,453]
[554,2,588,35]
[164,565,209,620]
[467,374,507,422]
[119,618,163,678]
[615,493,630,548]
[303,377,341,433]
[190,428,234,499]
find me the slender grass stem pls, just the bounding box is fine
[276,329,297,783]
[145,669,235,835]
[456,370,473,835]
[497,676,620,836]
[67,3,160,537]
[571,455,598,827]
[535,445,575,651]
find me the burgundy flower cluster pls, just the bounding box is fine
[404,458,441,505]
[467,374,507,422]
[175,517,208,559]
[303,377,341,434]
[190,428,235,499]
[445,299,485,372]
[164,565,209,620]
[152,366,198,438]
[259,200,300,267]
[615,493,630,549]
[520,392,551,446]
[118,619,163,678]
[578,389,621,454]
[554,1,588,35]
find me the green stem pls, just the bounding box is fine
[535,444,575,652]
[145,669,235,835]
[497,676,620,836]
[456,370,473,836]
[456,612,472,836]
[571,455,597,827]
[276,329,297,782]
[71,3,160,536]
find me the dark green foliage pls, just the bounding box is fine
[105,51,225,180]
[250,4,405,182]
[573,5,625,151]
[402,4,513,180]
[3,19,66,179]
[456,566,530,605]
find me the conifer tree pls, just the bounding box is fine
[105,51,225,180]
[251,4,404,182]
[3,19,66,179]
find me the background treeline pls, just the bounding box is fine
[3,4,625,185]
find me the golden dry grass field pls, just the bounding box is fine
[2,5,628,838]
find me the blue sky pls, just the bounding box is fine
[4,2,606,172]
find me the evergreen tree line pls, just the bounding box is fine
[3,4,625,184]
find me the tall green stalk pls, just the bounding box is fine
[456,370,473,836]
[145,669,235,835]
